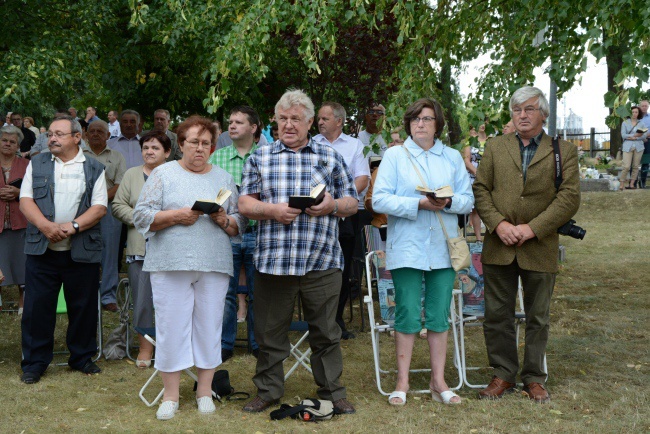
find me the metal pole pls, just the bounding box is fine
[549,79,557,137]
[590,127,596,158]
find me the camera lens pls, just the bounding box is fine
[568,226,586,240]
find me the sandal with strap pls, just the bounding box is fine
[388,390,407,406]
[431,389,461,405]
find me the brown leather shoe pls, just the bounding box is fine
[478,376,516,400]
[522,382,550,403]
[332,398,356,414]
[242,396,278,413]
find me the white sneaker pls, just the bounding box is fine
[156,401,179,420]
[196,396,216,414]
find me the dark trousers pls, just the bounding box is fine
[335,233,356,332]
[21,250,100,374]
[482,259,555,385]
[253,269,346,402]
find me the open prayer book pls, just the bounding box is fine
[191,188,232,214]
[415,185,454,199]
[636,127,648,134]
[289,184,326,211]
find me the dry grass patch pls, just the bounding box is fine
[1,191,649,433]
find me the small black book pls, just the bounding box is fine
[288,184,326,211]
[191,188,232,214]
[8,178,23,189]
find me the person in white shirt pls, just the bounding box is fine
[314,101,369,339]
[19,116,107,384]
[107,110,121,138]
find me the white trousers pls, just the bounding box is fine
[150,271,229,372]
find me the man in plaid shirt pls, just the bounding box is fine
[239,89,359,415]
[208,105,262,362]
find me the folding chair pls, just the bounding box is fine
[135,327,216,407]
[283,320,312,380]
[115,278,139,362]
[457,242,547,388]
[363,251,463,396]
[53,286,103,365]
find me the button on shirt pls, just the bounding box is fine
[240,138,358,276]
[107,135,142,169]
[83,146,127,192]
[313,132,370,181]
[517,131,543,182]
[20,147,108,251]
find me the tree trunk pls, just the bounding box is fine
[605,34,623,157]
[439,59,462,147]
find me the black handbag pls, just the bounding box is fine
[193,369,249,402]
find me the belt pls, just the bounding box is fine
[244,225,257,234]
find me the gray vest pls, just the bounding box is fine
[24,152,105,263]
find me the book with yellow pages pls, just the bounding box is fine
[289,184,326,211]
[191,188,232,214]
[415,185,454,199]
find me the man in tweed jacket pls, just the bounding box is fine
[473,86,580,403]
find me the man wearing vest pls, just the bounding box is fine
[19,116,108,384]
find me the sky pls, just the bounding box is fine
[458,54,610,133]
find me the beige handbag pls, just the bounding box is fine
[403,147,470,271]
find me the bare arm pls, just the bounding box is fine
[149,208,202,232]
[462,146,476,175]
[354,175,369,194]
[239,193,301,225]
[107,184,119,201]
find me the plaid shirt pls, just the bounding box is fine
[517,130,544,182]
[240,137,358,276]
[208,143,258,186]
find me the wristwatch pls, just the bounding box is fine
[331,199,339,215]
[71,220,80,234]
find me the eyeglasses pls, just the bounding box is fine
[277,116,304,126]
[46,132,74,138]
[367,110,385,115]
[184,140,212,149]
[410,116,436,124]
[512,107,541,116]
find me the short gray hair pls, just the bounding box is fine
[50,115,82,135]
[154,109,171,119]
[89,119,109,133]
[120,109,141,125]
[321,101,346,123]
[1,125,24,143]
[275,89,315,121]
[509,86,550,119]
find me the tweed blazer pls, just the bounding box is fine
[473,132,580,273]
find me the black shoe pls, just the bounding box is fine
[21,371,41,384]
[222,349,234,362]
[251,349,259,359]
[341,330,356,340]
[75,360,101,375]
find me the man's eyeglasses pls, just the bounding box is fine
[367,110,385,116]
[410,116,435,125]
[277,116,304,125]
[184,140,212,149]
[512,106,541,116]
[46,132,74,138]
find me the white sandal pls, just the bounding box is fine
[431,389,461,405]
[196,396,216,414]
[388,390,407,406]
[156,400,179,420]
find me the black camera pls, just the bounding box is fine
[557,219,586,240]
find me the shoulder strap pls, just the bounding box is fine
[270,404,309,420]
[552,136,562,192]
[402,146,428,188]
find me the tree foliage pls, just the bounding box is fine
[3,0,649,151]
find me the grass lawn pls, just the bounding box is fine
[1,190,648,433]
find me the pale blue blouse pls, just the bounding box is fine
[372,137,474,271]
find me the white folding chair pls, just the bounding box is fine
[457,244,548,388]
[364,251,463,396]
[136,328,216,407]
[283,320,312,380]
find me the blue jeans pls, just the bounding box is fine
[221,231,257,351]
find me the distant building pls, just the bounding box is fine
[558,109,584,136]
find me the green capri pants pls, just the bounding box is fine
[391,267,456,334]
